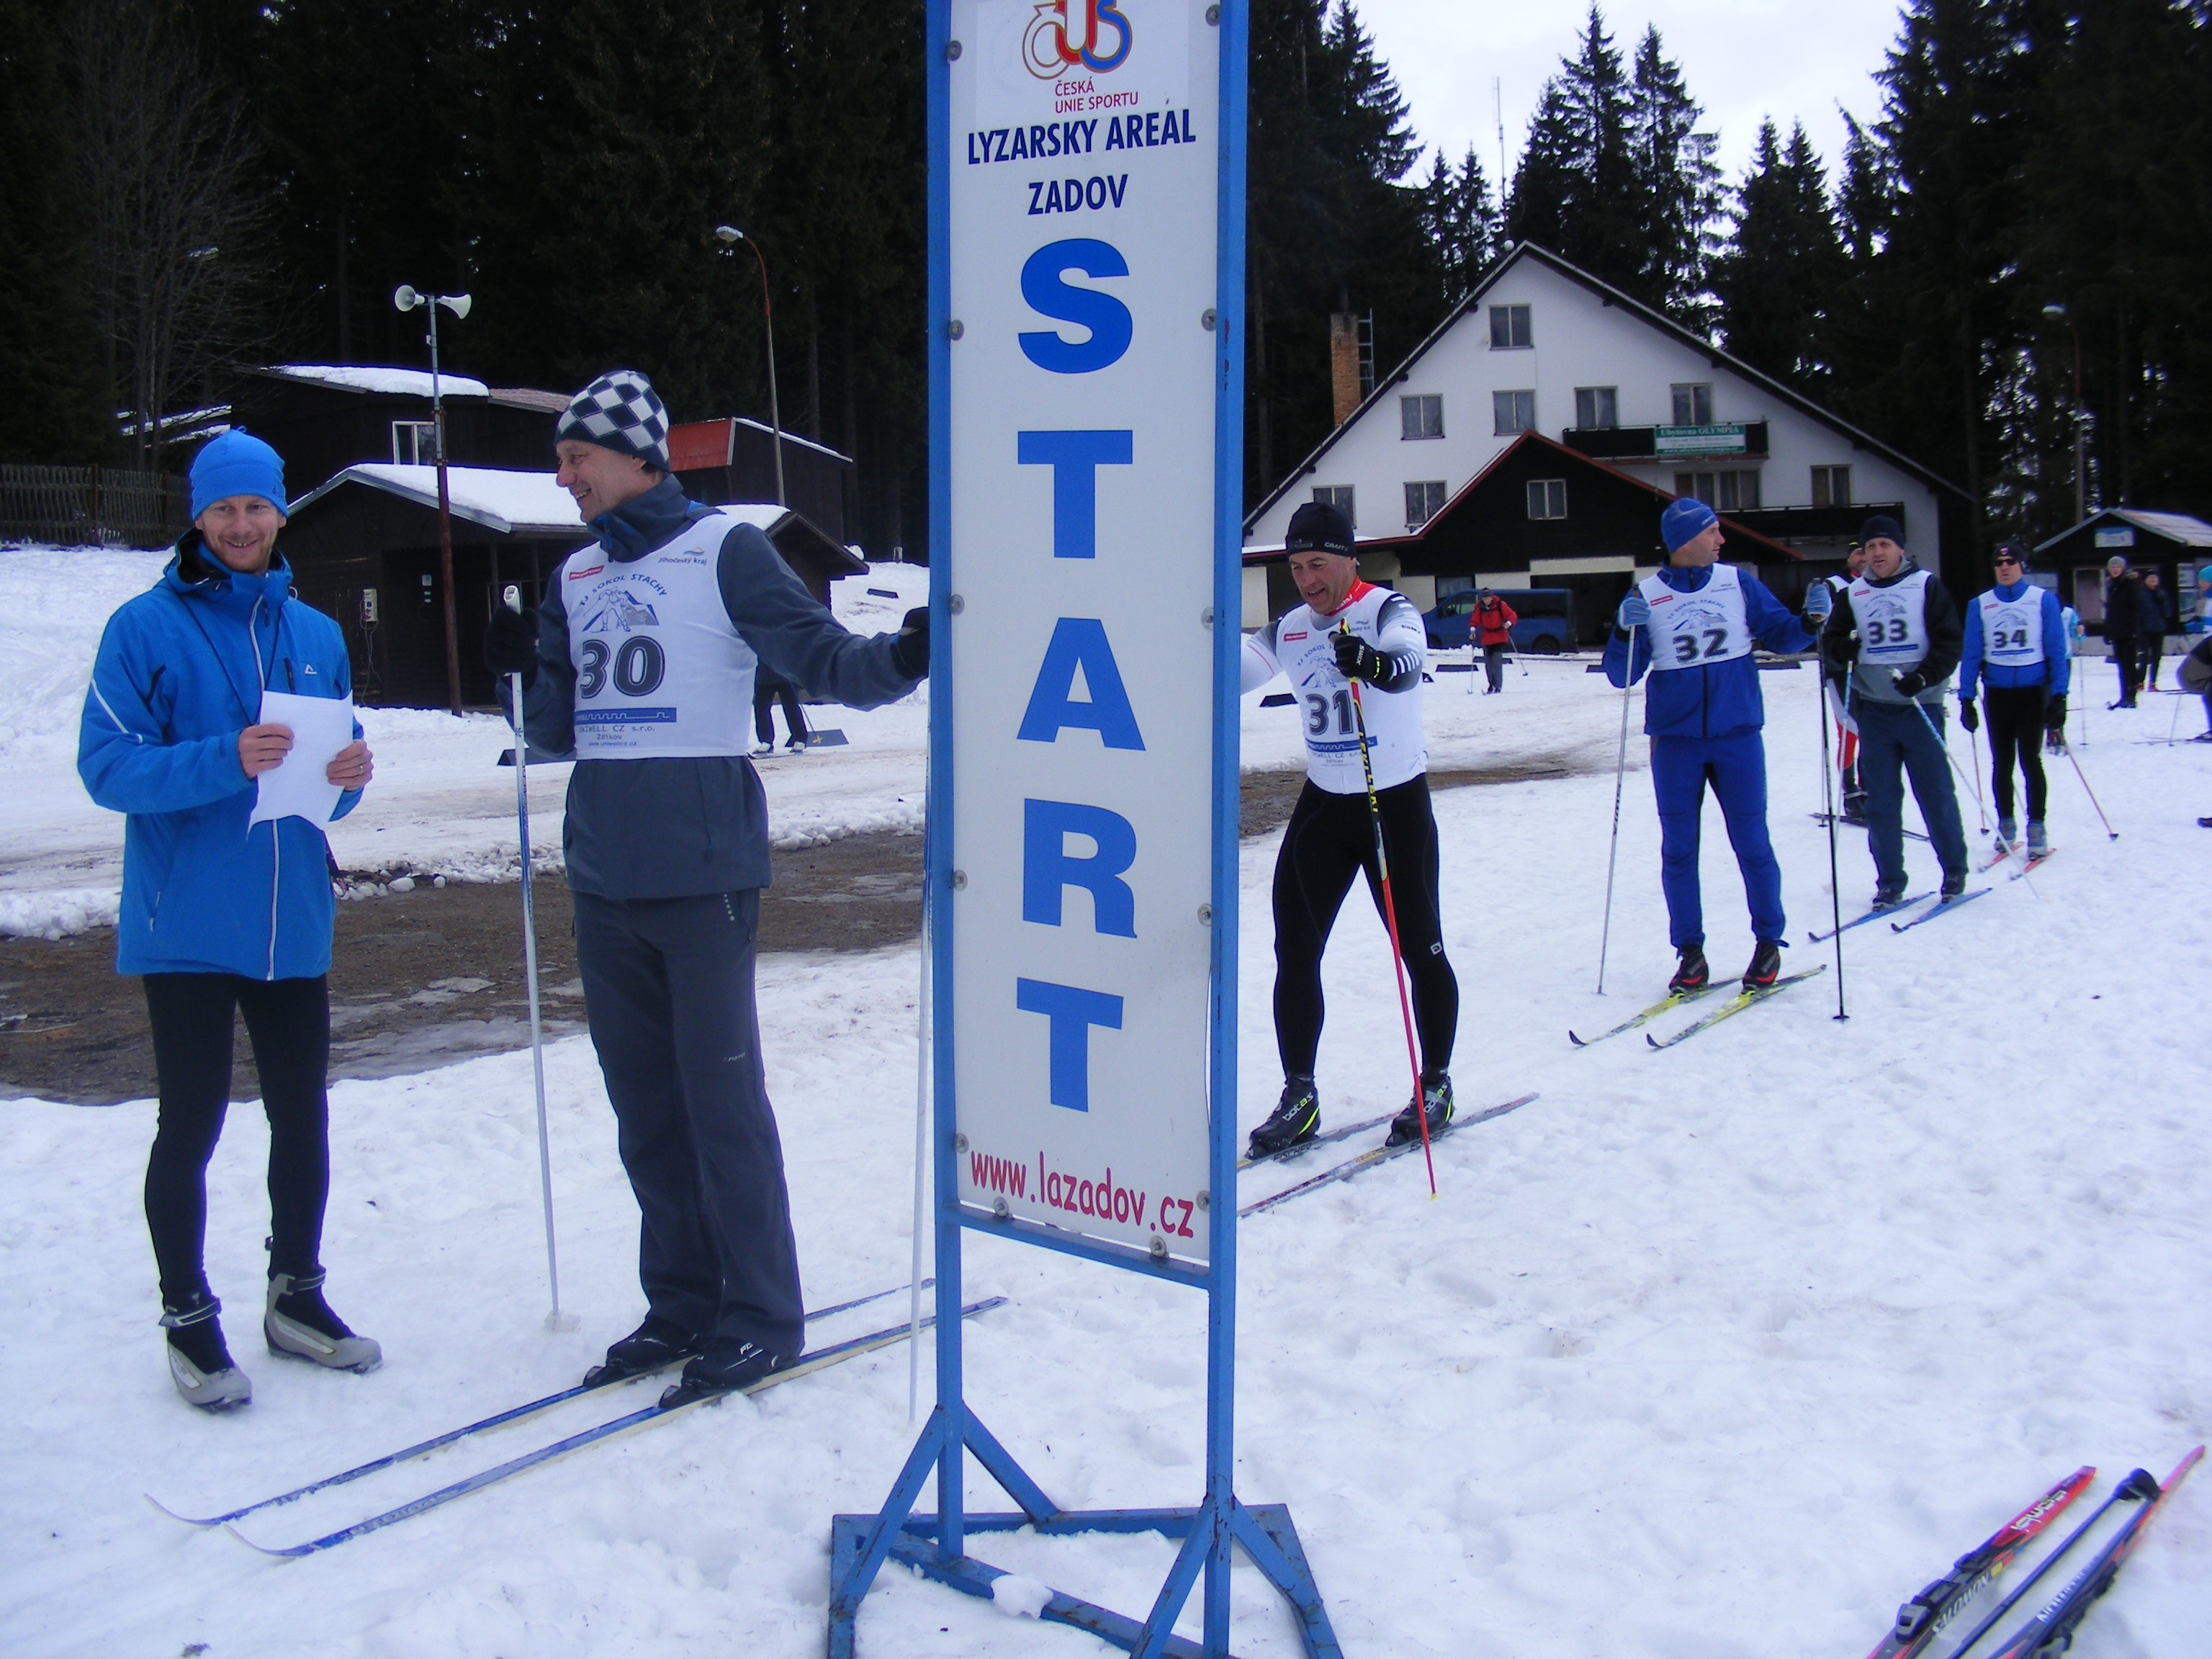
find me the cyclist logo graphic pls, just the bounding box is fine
[1023,0,1132,78]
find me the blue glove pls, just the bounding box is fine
[1804,583,1833,624]
[1616,593,1650,631]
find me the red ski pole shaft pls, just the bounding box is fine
[1339,621,1436,1197]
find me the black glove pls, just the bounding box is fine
[891,606,929,679]
[2044,693,2067,732]
[1332,631,1388,684]
[485,606,539,680]
[1892,668,1930,698]
[1959,700,1979,733]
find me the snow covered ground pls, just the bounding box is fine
[1,544,2206,1654]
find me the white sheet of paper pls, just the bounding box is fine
[249,690,356,827]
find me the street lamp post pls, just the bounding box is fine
[2041,302,2086,526]
[395,284,473,714]
[711,225,786,507]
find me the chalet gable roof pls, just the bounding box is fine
[252,364,493,401]
[2033,506,2212,553]
[1245,241,1970,530]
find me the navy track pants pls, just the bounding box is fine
[1650,730,1785,948]
[1851,698,1970,889]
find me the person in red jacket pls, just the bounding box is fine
[1473,590,1518,693]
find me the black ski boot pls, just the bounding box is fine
[163,1290,251,1411]
[1742,939,1781,989]
[1386,1071,1453,1148]
[584,1313,703,1389]
[1939,868,1968,901]
[1667,943,1709,995]
[1246,1076,1320,1158]
[1871,881,1907,911]
[660,1341,787,1408]
[266,1269,382,1372]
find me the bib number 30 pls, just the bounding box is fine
[578,635,667,699]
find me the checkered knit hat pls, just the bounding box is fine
[557,369,671,469]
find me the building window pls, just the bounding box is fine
[1493,390,1536,435]
[1812,465,1851,508]
[1311,484,1354,526]
[1574,387,1618,429]
[1404,480,1447,529]
[1526,479,1568,520]
[1671,383,1715,426]
[1488,304,1532,349]
[1400,394,1444,439]
[1674,470,1761,511]
[392,421,437,464]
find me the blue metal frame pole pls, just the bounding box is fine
[1204,4,1250,1652]
[924,0,963,1568]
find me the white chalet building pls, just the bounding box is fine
[1244,243,1967,637]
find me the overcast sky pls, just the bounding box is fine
[1353,0,1910,197]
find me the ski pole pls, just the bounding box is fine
[1968,711,1987,832]
[1338,621,1437,1198]
[1815,668,1848,1020]
[1909,698,1987,830]
[2063,741,2120,839]
[502,587,571,1333]
[1594,655,1633,995]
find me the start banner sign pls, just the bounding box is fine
[945,0,1223,1265]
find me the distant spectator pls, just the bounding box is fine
[752,665,809,753]
[1473,590,1518,693]
[2141,570,2176,688]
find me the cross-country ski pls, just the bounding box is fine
[2,10,2203,1656]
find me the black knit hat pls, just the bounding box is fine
[1285,500,1354,557]
[557,369,672,469]
[1991,541,2031,566]
[1859,513,1906,547]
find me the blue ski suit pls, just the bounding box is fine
[78,538,363,979]
[1602,564,1817,948]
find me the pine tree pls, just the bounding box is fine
[1420,148,1496,307]
[1712,121,1843,392]
[1504,5,1641,297]
[1624,24,1721,323]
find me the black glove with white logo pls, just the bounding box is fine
[485,606,539,680]
[1333,631,1389,685]
[1892,667,1931,698]
[891,606,930,679]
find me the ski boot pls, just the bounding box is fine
[1666,943,1709,995]
[1995,815,2018,853]
[1742,939,1781,990]
[1385,1071,1453,1148]
[585,1313,703,1389]
[1870,881,1908,912]
[1938,869,1968,901]
[660,1341,786,1408]
[163,1290,251,1411]
[265,1269,382,1372]
[1246,1076,1320,1158]
[2026,821,2049,857]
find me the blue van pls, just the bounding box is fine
[1423,588,1575,653]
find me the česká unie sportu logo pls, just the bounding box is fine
[1025,0,1131,78]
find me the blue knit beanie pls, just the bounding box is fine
[1661,495,1718,554]
[190,429,287,520]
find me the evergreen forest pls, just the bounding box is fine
[4,0,2208,557]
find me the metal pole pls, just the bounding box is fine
[1816,664,1848,1020]
[907,818,932,1423]
[1595,673,1633,994]
[2062,742,2120,839]
[747,238,787,508]
[503,586,570,1330]
[431,306,463,714]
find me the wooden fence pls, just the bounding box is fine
[0,464,190,549]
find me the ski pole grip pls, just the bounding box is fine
[503,584,523,615]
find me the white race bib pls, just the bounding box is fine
[1979,589,2044,667]
[1641,564,1751,671]
[1849,570,1932,668]
[562,513,755,759]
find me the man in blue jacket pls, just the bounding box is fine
[1604,498,1817,994]
[79,428,381,1411]
[1956,542,2069,857]
[485,370,927,1406]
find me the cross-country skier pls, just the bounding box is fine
[1817,539,1870,821]
[485,370,927,1406]
[78,430,381,1410]
[1603,497,1818,996]
[1817,515,1970,907]
[1242,500,1460,1157]
[1955,542,2068,856]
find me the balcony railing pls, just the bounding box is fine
[1725,502,1905,543]
[1562,421,1770,462]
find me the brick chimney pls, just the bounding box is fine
[1328,313,1360,428]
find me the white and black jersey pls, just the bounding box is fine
[1242,582,1427,793]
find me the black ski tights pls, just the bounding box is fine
[143,973,331,1306]
[1272,776,1459,1079]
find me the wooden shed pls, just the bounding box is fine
[668,417,857,545]
[280,464,866,708]
[2033,507,2212,641]
[229,366,568,490]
